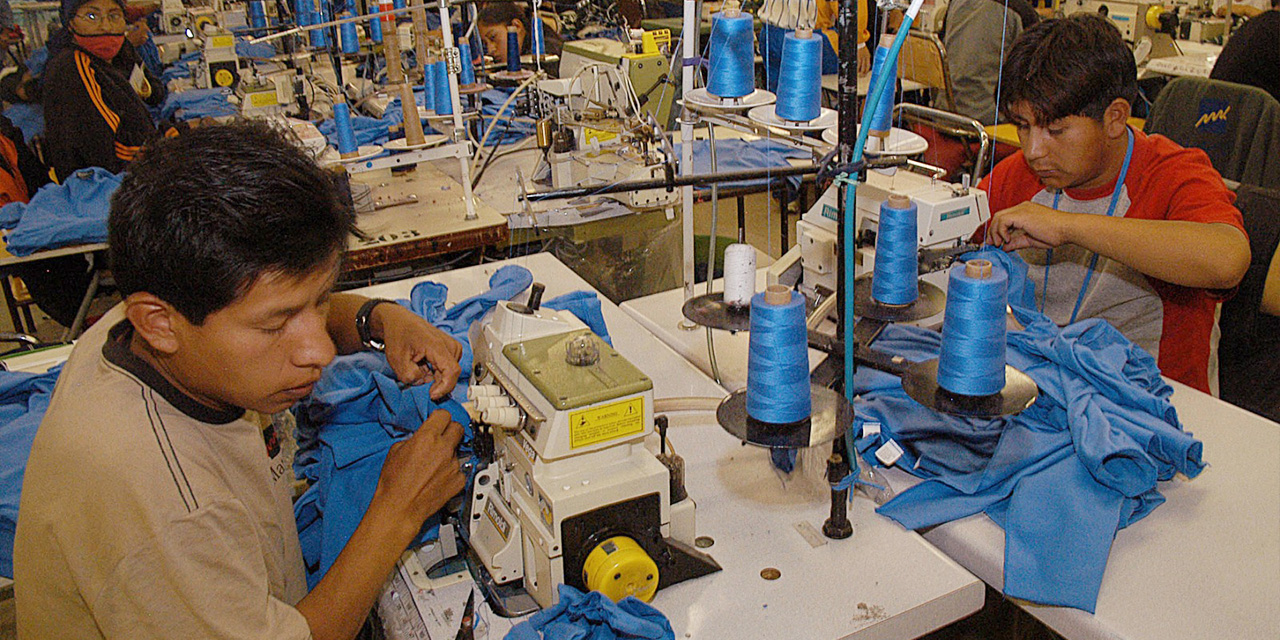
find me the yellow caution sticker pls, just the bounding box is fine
[569,397,644,449]
[209,34,234,49]
[248,91,278,108]
[582,127,618,145]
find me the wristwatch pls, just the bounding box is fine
[355,298,395,352]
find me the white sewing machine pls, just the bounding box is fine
[464,288,719,612]
[769,169,989,299]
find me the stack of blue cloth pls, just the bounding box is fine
[293,265,612,586]
[0,167,118,256]
[852,248,1205,612]
[0,366,62,578]
[158,88,238,122]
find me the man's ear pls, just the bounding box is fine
[124,292,182,355]
[1103,98,1132,139]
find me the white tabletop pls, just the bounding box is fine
[354,253,983,639]
[621,278,1280,640]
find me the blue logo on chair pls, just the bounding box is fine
[1194,99,1231,133]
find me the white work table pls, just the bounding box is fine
[353,253,983,639]
[621,280,1280,640]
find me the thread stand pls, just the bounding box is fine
[900,359,1037,419]
[715,385,851,448]
[682,293,752,332]
[685,88,777,113]
[853,274,946,322]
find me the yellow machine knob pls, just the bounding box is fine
[1146,5,1166,29]
[582,536,659,602]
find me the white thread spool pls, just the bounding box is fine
[722,243,757,307]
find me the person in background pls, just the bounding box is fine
[477,1,564,67]
[1210,0,1279,103]
[942,0,1039,125]
[981,14,1250,393]
[1214,0,1271,18]
[15,121,467,640]
[757,0,871,94]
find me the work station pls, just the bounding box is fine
[0,0,1276,638]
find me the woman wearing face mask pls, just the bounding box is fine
[42,0,168,183]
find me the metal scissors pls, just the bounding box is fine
[454,589,476,640]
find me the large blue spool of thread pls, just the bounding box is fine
[505,27,522,73]
[339,12,359,54]
[333,102,358,155]
[864,36,898,135]
[308,2,329,48]
[531,13,545,56]
[421,60,436,114]
[434,60,453,115]
[294,0,311,27]
[368,6,383,43]
[706,10,755,99]
[248,0,268,29]
[872,193,919,305]
[774,30,823,122]
[937,259,1008,396]
[393,0,406,10]
[458,41,477,85]
[746,286,812,424]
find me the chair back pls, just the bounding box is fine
[897,31,955,113]
[1218,183,1280,421]
[1145,77,1280,189]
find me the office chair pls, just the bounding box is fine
[1217,183,1280,422]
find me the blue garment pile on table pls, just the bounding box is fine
[160,51,203,85]
[235,38,277,60]
[292,264,613,586]
[158,87,238,122]
[682,138,810,192]
[506,585,674,640]
[0,365,62,578]
[0,167,119,256]
[851,248,1205,612]
[3,103,44,144]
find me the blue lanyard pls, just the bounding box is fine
[1042,127,1135,324]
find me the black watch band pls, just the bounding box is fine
[355,298,395,352]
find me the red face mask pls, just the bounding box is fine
[73,32,125,60]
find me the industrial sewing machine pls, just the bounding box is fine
[463,286,720,613]
[769,168,989,306]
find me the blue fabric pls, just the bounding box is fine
[851,248,1204,612]
[293,264,613,586]
[160,51,201,84]
[0,365,63,578]
[505,584,674,640]
[0,167,118,256]
[235,37,276,59]
[158,88,238,122]
[682,138,810,192]
[3,103,44,143]
[137,35,164,78]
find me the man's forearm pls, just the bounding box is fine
[1065,215,1250,289]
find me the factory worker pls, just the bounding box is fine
[1210,0,1279,102]
[981,14,1249,393]
[14,121,467,640]
[477,1,564,66]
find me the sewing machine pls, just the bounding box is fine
[160,0,191,35]
[557,34,676,129]
[464,287,720,612]
[769,169,989,300]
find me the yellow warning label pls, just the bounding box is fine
[569,397,644,449]
[248,91,278,108]
[582,127,618,145]
[210,35,235,49]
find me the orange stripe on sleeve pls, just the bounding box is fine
[75,51,121,132]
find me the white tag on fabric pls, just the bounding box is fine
[875,439,904,466]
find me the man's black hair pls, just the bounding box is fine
[109,120,357,324]
[997,13,1138,125]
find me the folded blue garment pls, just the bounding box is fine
[852,247,1203,612]
[294,264,613,586]
[317,114,391,147]
[235,37,277,60]
[682,138,810,192]
[0,167,118,256]
[3,103,44,144]
[0,365,63,578]
[506,585,675,640]
[158,87,238,122]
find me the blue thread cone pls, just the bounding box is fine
[937,261,1009,396]
[339,13,359,54]
[333,102,358,155]
[434,60,453,115]
[706,11,755,99]
[872,195,919,305]
[458,41,477,85]
[746,289,812,424]
[864,41,898,135]
[506,28,522,73]
[774,31,823,122]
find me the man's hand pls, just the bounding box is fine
[858,44,872,76]
[986,201,1079,251]
[372,303,463,399]
[376,410,466,525]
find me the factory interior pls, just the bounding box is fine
[0,0,1277,637]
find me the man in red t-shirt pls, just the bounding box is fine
[978,14,1250,393]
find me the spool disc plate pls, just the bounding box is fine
[321,144,384,165]
[686,88,777,112]
[459,82,493,95]
[901,358,1038,419]
[747,105,838,131]
[681,292,752,332]
[821,126,930,155]
[491,69,534,83]
[717,386,851,449]
[853,275,947,322]
[425,110,480,124]
[384,135,449,151]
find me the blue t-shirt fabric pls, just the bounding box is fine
[852,248,1204,612]
[0,167,118,256]
[0,365,62,578]
[506,584,674,640]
